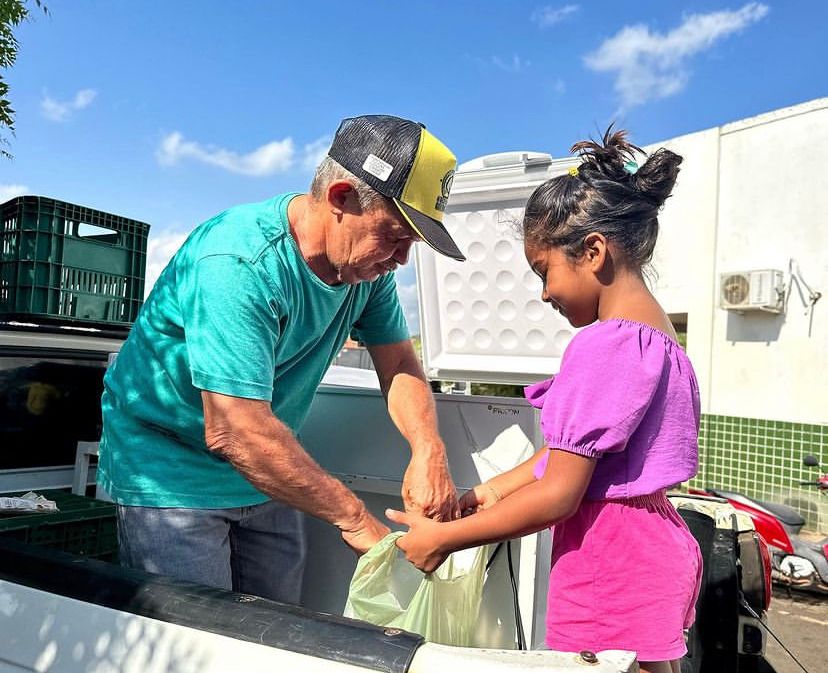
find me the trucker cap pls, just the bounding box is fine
[327,115,465,262]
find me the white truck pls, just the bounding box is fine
[0,328,772,673]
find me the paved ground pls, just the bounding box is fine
[764,588,827,673]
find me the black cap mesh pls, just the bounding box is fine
[328,115,422,199]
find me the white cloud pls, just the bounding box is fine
[41,88,97,122]
[585,2,769,110]
[532,4,580,28]
[302,135,332,172]
[491,54,529,73]
[143,229,190,296]
[156,132,295,176]
[0,184,29,203]
[466,53,530,74]
[552,77,567,95]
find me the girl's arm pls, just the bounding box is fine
[462,447,550,513]
[388,449,596,573]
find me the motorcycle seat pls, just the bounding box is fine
[707,488,806,528]
[754,500,806,528]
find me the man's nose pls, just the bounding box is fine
[392,240,413,265]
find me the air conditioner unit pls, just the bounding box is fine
[719,269,785,313]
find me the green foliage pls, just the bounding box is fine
[0,0,47,158]
[470,383,524,398]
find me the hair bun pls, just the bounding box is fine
[572,125,681,208]
[631,148,682,208]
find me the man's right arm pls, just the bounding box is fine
[201,390,389,553]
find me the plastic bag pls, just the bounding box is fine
[0,491,58,514]
[344,532,487,646]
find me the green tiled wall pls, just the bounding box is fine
[689,414,828,534]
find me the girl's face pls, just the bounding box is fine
[524,241,601,328]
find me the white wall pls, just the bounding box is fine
[652,99,828,423]
[649,128,720,415]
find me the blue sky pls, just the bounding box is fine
[3,1,827,333]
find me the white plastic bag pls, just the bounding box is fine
[0,492,58,514]
[344,532,487,646]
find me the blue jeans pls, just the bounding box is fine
[116,500,307,605]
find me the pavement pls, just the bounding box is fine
[763,588,827,673]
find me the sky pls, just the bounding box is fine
[3,1,827,333]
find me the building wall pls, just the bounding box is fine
[652,98,828,425]
[713,101,828,424]
[648,128,720,415]
[649,99,828,531]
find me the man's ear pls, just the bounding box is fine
[583,232,608,272]
[326,181,358,216]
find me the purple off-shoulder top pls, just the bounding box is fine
[526,319,700,500]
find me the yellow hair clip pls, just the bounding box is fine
[568,166,579,177]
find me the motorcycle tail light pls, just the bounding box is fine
[738,530,773,614]
[757,533,773,611]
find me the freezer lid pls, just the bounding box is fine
[415,151,581,384]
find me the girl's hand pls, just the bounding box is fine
[385,508,449,573]
[458,483,502,517]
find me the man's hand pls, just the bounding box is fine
[386,508,449,574]
[339,508,390,556]
[402,452,460,522]
[367,341,459,522]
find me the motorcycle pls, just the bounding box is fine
[690,455,828,595]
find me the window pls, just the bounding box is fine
[668,312,688,350]
[0,354,107,469]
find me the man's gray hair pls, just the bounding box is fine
[310,156,387,211]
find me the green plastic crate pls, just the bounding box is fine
[0,490,117,561]
[0,195,150,326]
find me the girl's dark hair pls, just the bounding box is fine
[523,125,682,270]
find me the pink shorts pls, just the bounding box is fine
[545,491,702,662]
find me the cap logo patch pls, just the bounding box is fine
[362,154,394,182]
[435,169,455,212]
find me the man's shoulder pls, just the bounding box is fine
[213,194,292,240]
[220,194,290,227]
[187,194,293,261]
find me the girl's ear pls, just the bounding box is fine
[583,232,608,272]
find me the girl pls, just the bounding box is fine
[386,127,702,673]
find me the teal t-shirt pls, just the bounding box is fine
[98,193,409,507]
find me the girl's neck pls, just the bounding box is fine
[597,268,645,319]
[597,272,677,338]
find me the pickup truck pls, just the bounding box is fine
[0,320,776,673]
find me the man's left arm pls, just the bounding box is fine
[368,340,460,522]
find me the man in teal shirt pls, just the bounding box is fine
[99,115,465,603]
